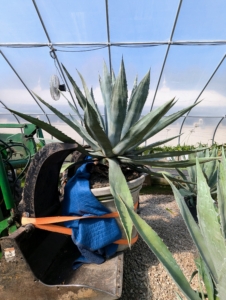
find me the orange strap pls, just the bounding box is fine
[21,202,139,245]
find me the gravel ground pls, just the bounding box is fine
[119,193,200,300]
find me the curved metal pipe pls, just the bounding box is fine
[178,54,226,144]
[150,0,183,111]
[212,116,225,145]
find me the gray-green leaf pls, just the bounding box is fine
[121,70,150,138]
[84,101,113,157]
[108,59,128,147]
[108,158,134,245]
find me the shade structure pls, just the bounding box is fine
[1,0,226,146]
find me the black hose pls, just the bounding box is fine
[0,140,31,201]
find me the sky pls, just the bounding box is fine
[1,0,226,145]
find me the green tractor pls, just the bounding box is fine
[0,123,45,250]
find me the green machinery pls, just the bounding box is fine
[0,127,123,299]
[0,123,45,250]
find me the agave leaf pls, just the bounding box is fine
[68,99,84,122]
[176,168,189,182]
[129,165,195,185]
[62,64,86,110]
[121,200,201,300]
[33,92,100,151]
[196,158,226,274]
[69,113,83,127]
[90,87,105,130]
[121,70,150,138]
[59,90,83,122]
[84,101,113,157]
[6,109,89,154]
[217,258,226,299]
[108,59,128,147]
[119,157,218,169]
[127,74,138,110]
[195,256,215,300]
[218,149,226,239]
[187,153,201,183]
[108,158,134,245]
[99,61,112,105]
[69,113,100,149]
[204,147,219,188]
[201,147,209,159]
[111,69,116,86]
[187,165,197,185]
[176,168,194,192]
[189,270,198,284]
[60,162,76,173]
[77,71,105,130]
[99,61,112,134]
[36,137,62,144]
[207,170,218,194]
[185,153,199,185]
[127,148,208,160]
[132,134,181,155]
[90,87,94,100]
[164,175,218,283]
[134,101,202,149]
[175,293,184,300]
[178,189,195,197]
[113,99,176,155]
[87,150,105,158]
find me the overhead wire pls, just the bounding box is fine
[55,45,109,52]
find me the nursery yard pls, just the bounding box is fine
[120,190,200,300]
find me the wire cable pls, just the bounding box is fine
[55,45,109,52]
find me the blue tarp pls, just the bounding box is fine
[62,161,121,270]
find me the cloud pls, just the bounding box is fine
[154,86,226,108]
[1,85,226,114]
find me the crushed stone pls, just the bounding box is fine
[119,194,200,300]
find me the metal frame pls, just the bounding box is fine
[212,117,225,144]
[2,41,226,47]
[1,0,226,145]
[0,50,51,125]
[31,0,78,110]
[178,54,226,144]
[150,0,183,111]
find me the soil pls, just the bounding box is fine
[89,164,140,189]
[68,151,141,189]
[119,191,200,300]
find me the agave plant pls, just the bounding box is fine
[174,146,219,199]
[165,150,226,299]
[7,59,216,245]
[124,151,226,299]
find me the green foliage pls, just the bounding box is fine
[175,147,219,199]
[148,144,196,154]
[165,150,226,299]
[147,143,226,155]
[8,59,217,246]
